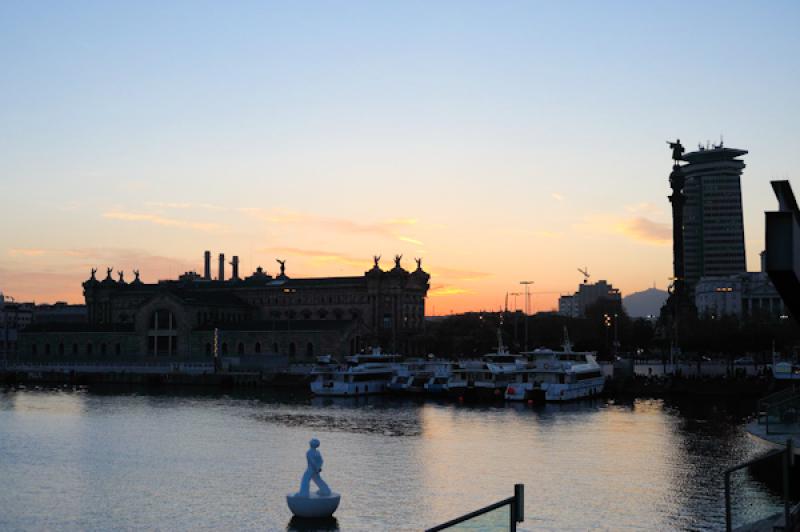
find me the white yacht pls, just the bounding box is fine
[446,330,526,400]
[310,349,400,396]
[505,330,605,402]
[389,359,456,394]
[424,362,459,395]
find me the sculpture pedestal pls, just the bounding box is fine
[286,492,341,518]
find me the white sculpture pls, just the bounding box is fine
[286,438,340,518]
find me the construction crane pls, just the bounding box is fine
[578,267,590,284]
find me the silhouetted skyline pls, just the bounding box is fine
[2,2,799,312]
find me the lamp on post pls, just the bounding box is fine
[519,281,534,351]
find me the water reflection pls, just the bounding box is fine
[0,386,785,531]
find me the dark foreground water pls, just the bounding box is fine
[0,386,784,531]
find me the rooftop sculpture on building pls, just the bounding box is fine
[667,139,685,163]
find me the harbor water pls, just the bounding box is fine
[0,386,784,531]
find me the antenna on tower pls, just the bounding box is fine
[578,267,590,284]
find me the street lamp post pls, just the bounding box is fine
[520,281,534,351]
[509,292,522,346]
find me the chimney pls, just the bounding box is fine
[203,251,211,280]
[218,253,225,281]
[231,256,240,280]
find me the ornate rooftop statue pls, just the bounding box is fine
[117,270,125,283]
[415,257,422,270]
[106,267,113,280]
[394,254,402,268]
[133,269,140,281]
[373,255,381,268]
[90,268,97,280]
[667,139,685,163]
[287,438,340,518]
[276,259,286,277]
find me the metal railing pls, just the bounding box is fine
[759,386,799,423]
[760,394,800,435]
[725,439,794,532]
[425,484,524,532]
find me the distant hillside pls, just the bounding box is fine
[623,287,668,318]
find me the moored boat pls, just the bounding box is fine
[505,328,605,402]
[310,349,400,396]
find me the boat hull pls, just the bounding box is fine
[311,380,388,396]
[505,378,605,402]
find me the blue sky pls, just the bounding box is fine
[1,1,799,310]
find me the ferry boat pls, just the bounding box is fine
[310,349,400,396]
[505,329,605,402]
[389,359,457,394]
[446,330,526,400]
[424,362,459,395]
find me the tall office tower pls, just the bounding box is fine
[682,143,748,294]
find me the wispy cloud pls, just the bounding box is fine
[8,248,47,257]
[615,217,671,245]
[261,247,487,282]
[265,247,371,269]
[428,266,491,281]
[574,213,670,246]
[102,211,225,233]
[398,236,424,245]
[240,207,423,244]
[0,249,197,303]
[146,201,227,211]
[551,192,565,202]
[429,285,471,297]
[625,202,664,217]
[534,230,562,239]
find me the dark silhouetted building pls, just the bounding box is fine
[682,143,748,294]
[17,252,430,362]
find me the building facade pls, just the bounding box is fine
[682,143,748,294]
[694,272,785,319]
[558,280,621,318]
[17,252,430,363]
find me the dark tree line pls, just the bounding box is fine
[422,298,800,361]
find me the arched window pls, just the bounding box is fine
[306,342,314,357]
[115,344,121,355]
[255,342,261,353]
[72,344,78,356]
[58,343,64,356]
[205,343,212,355]
[289,342,296,358]
[237,342,245,355]
[32,344,38,355]
[45,344,51,355]
[222,342,228,355]
[101,343,107,355]
[272,342,279,354]
[148,309,177,356]
[86,343,93,355]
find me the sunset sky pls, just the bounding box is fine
[2,2,800,313]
